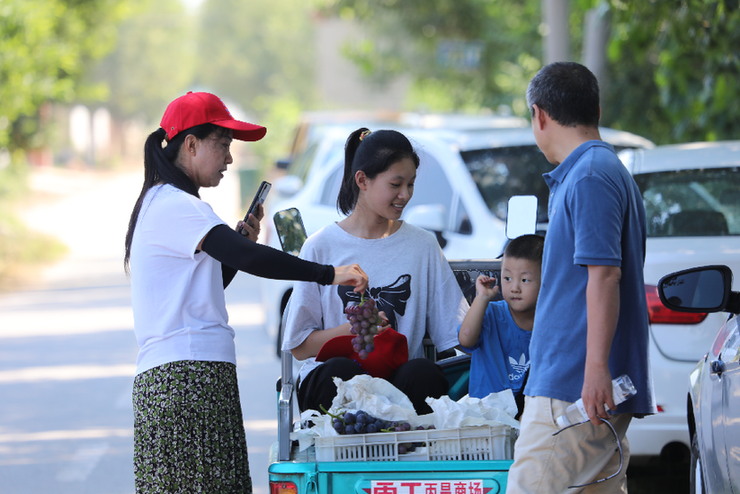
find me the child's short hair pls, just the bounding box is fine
[504,234,544,263]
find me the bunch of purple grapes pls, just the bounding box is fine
[331,410,422,435]
[344,298,381,359]
[331,410,393,435]
[330,409,436,454]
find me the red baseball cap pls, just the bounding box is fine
[160,91,267,142]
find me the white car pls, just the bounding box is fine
[259,122,652,359]
[621,141,740,460]
[658,264,740,494]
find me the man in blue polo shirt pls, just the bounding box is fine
[506,62,656,494]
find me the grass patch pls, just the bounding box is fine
[0,165,68,290]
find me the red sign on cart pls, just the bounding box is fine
[364,480,492,494]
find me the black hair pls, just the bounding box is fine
[504,234,544,264]
[123,123,224,273]
[337,128,420,216]
[526,62,600,127]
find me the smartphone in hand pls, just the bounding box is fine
[239,180,271,233]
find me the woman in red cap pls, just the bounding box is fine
[124,92,368,493]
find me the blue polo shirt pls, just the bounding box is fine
[525,141,655,415]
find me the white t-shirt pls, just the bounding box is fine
[129,184,232,375]
[282,221,468,383]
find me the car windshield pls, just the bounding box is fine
[634,167,740,237]
[460,145,552,223]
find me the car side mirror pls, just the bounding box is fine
[273,175,303,198]
[273,208,307,256]
[275,157,291,170]
[404,204,446,232]
[506,195,538,239]
[404,204,447,249]
[657,265,734,313]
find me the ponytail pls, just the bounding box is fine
[337,128,368,216]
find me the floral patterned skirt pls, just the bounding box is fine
[133,360,252,493]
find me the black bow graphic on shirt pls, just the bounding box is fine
[337,274,412,331]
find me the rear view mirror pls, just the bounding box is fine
[273,175,303,198]
[658,265,733,313]
[506,195,538,239]
[404,204,448,249]
[404,204,446,233]
[273,208,308,256]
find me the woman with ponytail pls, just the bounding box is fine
[282,127,467,415]
[125,92,367,494]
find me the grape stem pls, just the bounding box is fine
[319,404,344,421]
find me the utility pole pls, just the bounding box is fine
[583,2,611,105]
[542,0,570,64]
[542,0,610,109]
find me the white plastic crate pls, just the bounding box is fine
[314,425,516,462]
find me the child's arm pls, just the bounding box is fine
[458,275,499,347]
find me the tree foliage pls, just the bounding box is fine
[195,0,320,167]
[0,0,126,152]
[607,0,739,143]
[315,0,739,144]
[3,0,735,158]
[85,0,196,124]
[316,0,543,115]
[71,0,321,170]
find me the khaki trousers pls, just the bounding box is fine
[506,396,632,494]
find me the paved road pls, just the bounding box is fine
[0,166,279,494]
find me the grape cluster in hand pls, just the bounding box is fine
[345,298,381,359]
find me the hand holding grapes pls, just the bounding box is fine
[377,311,390,331]
[313,301,406,379]
[333,264,369,293]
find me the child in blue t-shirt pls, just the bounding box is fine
[458,234,544,418]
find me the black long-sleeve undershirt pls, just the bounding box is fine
[200,224,334,289]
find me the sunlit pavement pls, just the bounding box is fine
[0,165,278,493]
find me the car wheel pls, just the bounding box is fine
[690,432,706,494]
